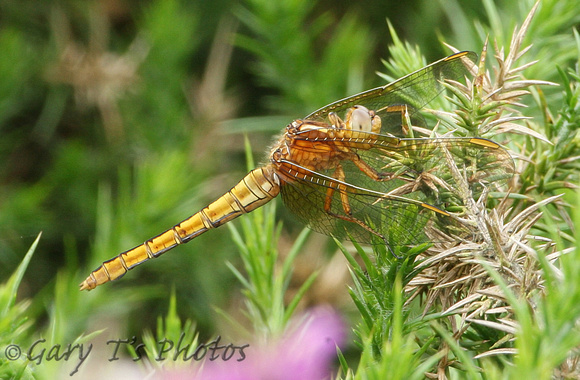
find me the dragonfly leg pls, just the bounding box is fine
[377,104,413,135]
[349,153,394,181]
[328,112,342,128]
[333,144,396,182]
[324,163,392,248]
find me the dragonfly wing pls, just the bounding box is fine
[277,134,514,247]
[340,136,514,222]
[278,163,441,246]
[305,51,477,135]
[352,135,515,193]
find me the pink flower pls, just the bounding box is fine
[164,307,346,380]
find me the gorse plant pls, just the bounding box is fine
[340,1,580,378]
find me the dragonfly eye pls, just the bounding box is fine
[349,105,372,132]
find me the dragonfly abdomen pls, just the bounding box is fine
[79,167,280,291]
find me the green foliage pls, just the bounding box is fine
[1,0,579,378]
[226,194,315,337]
[235,0,372,116]
[124,0,200,147]
[133,290,199,370]
[338,237,428,356]
[0,235,38,380]
[346,276,443,380]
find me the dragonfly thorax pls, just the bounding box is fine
[271,120,340,172]
[270,105,385,175]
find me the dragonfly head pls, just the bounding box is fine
[346,105,381,133]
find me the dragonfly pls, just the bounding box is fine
[80,51,515,291]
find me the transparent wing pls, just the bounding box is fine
[305,51,477,135]
[277,135,514,247]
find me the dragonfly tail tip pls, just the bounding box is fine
[79,280,93,291]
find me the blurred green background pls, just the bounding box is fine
[0,0,576,339]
